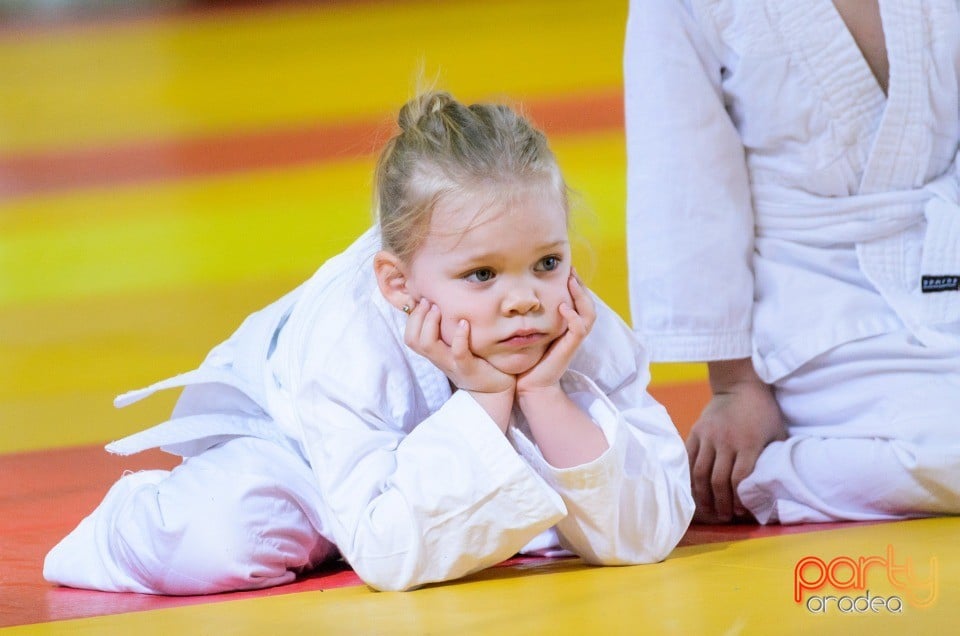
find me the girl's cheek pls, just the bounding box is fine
[440,314,475,349]
[552,283,574,311]
[438,315,456,346]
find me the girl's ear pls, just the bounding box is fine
[374,250,415,312]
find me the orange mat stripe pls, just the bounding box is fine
[0,90,623,200]
[647,381,711,441]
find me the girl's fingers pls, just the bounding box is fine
[450,319,470,363]
[521,303,581,386]
[558,303,588,342]
[568,272,596,329]
[569,267,583,293]
[403,299,429,349]
[421,302,441,347]
[404,300,450,368]
[448,320,512,392]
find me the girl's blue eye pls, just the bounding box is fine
[537,256,561,272]
[466,268,496,283]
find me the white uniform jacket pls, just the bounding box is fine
[625,0,960,382]
[106,227,694,591]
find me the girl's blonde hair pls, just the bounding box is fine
[375,91,568,261]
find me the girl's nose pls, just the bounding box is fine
[501,285,541,315]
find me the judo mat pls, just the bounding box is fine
[1,1,956,633]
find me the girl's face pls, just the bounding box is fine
[403,184,573,375]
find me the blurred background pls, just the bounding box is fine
[0,0,706,455]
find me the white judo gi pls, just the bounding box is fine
[44,227,694,594]
[625,0,960,523]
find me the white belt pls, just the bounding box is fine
[753,171,958,245]
[753,173,960,343]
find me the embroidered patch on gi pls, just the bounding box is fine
[921,275,960,293]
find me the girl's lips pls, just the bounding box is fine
[499,331,547,346]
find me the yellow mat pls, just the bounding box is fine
[2,3,953,635]
[5,518,955,635]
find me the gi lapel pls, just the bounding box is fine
[859,0,929,194]
[770,0,887,187]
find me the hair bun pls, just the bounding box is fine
[398,91,453,132]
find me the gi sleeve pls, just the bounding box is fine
[625,0,755,361]
[295,363,567,592]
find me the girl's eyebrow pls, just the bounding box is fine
[456,239,569,265]
[536,239,570,251]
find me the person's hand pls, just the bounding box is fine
[404,299,515,430]
[516,271,596,396]
[686,360,786,523]
[515,272,606,467]
[405,299,515,393]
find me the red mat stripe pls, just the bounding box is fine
[0,1,390,38]
[1,379,882,628]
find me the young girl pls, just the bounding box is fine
[44,91,694,594]
[625,0,960,524]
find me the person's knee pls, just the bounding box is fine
[111,475,318,594]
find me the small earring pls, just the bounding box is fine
[402,304,411,314]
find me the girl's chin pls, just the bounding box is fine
[486,350,546,376]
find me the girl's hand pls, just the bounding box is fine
[514,273,606,467]
[516,271,596,396]
[404,299,515,431]
[404,299,514,393]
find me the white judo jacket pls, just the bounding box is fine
[106,227,694,591]
[626,0,960,382]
